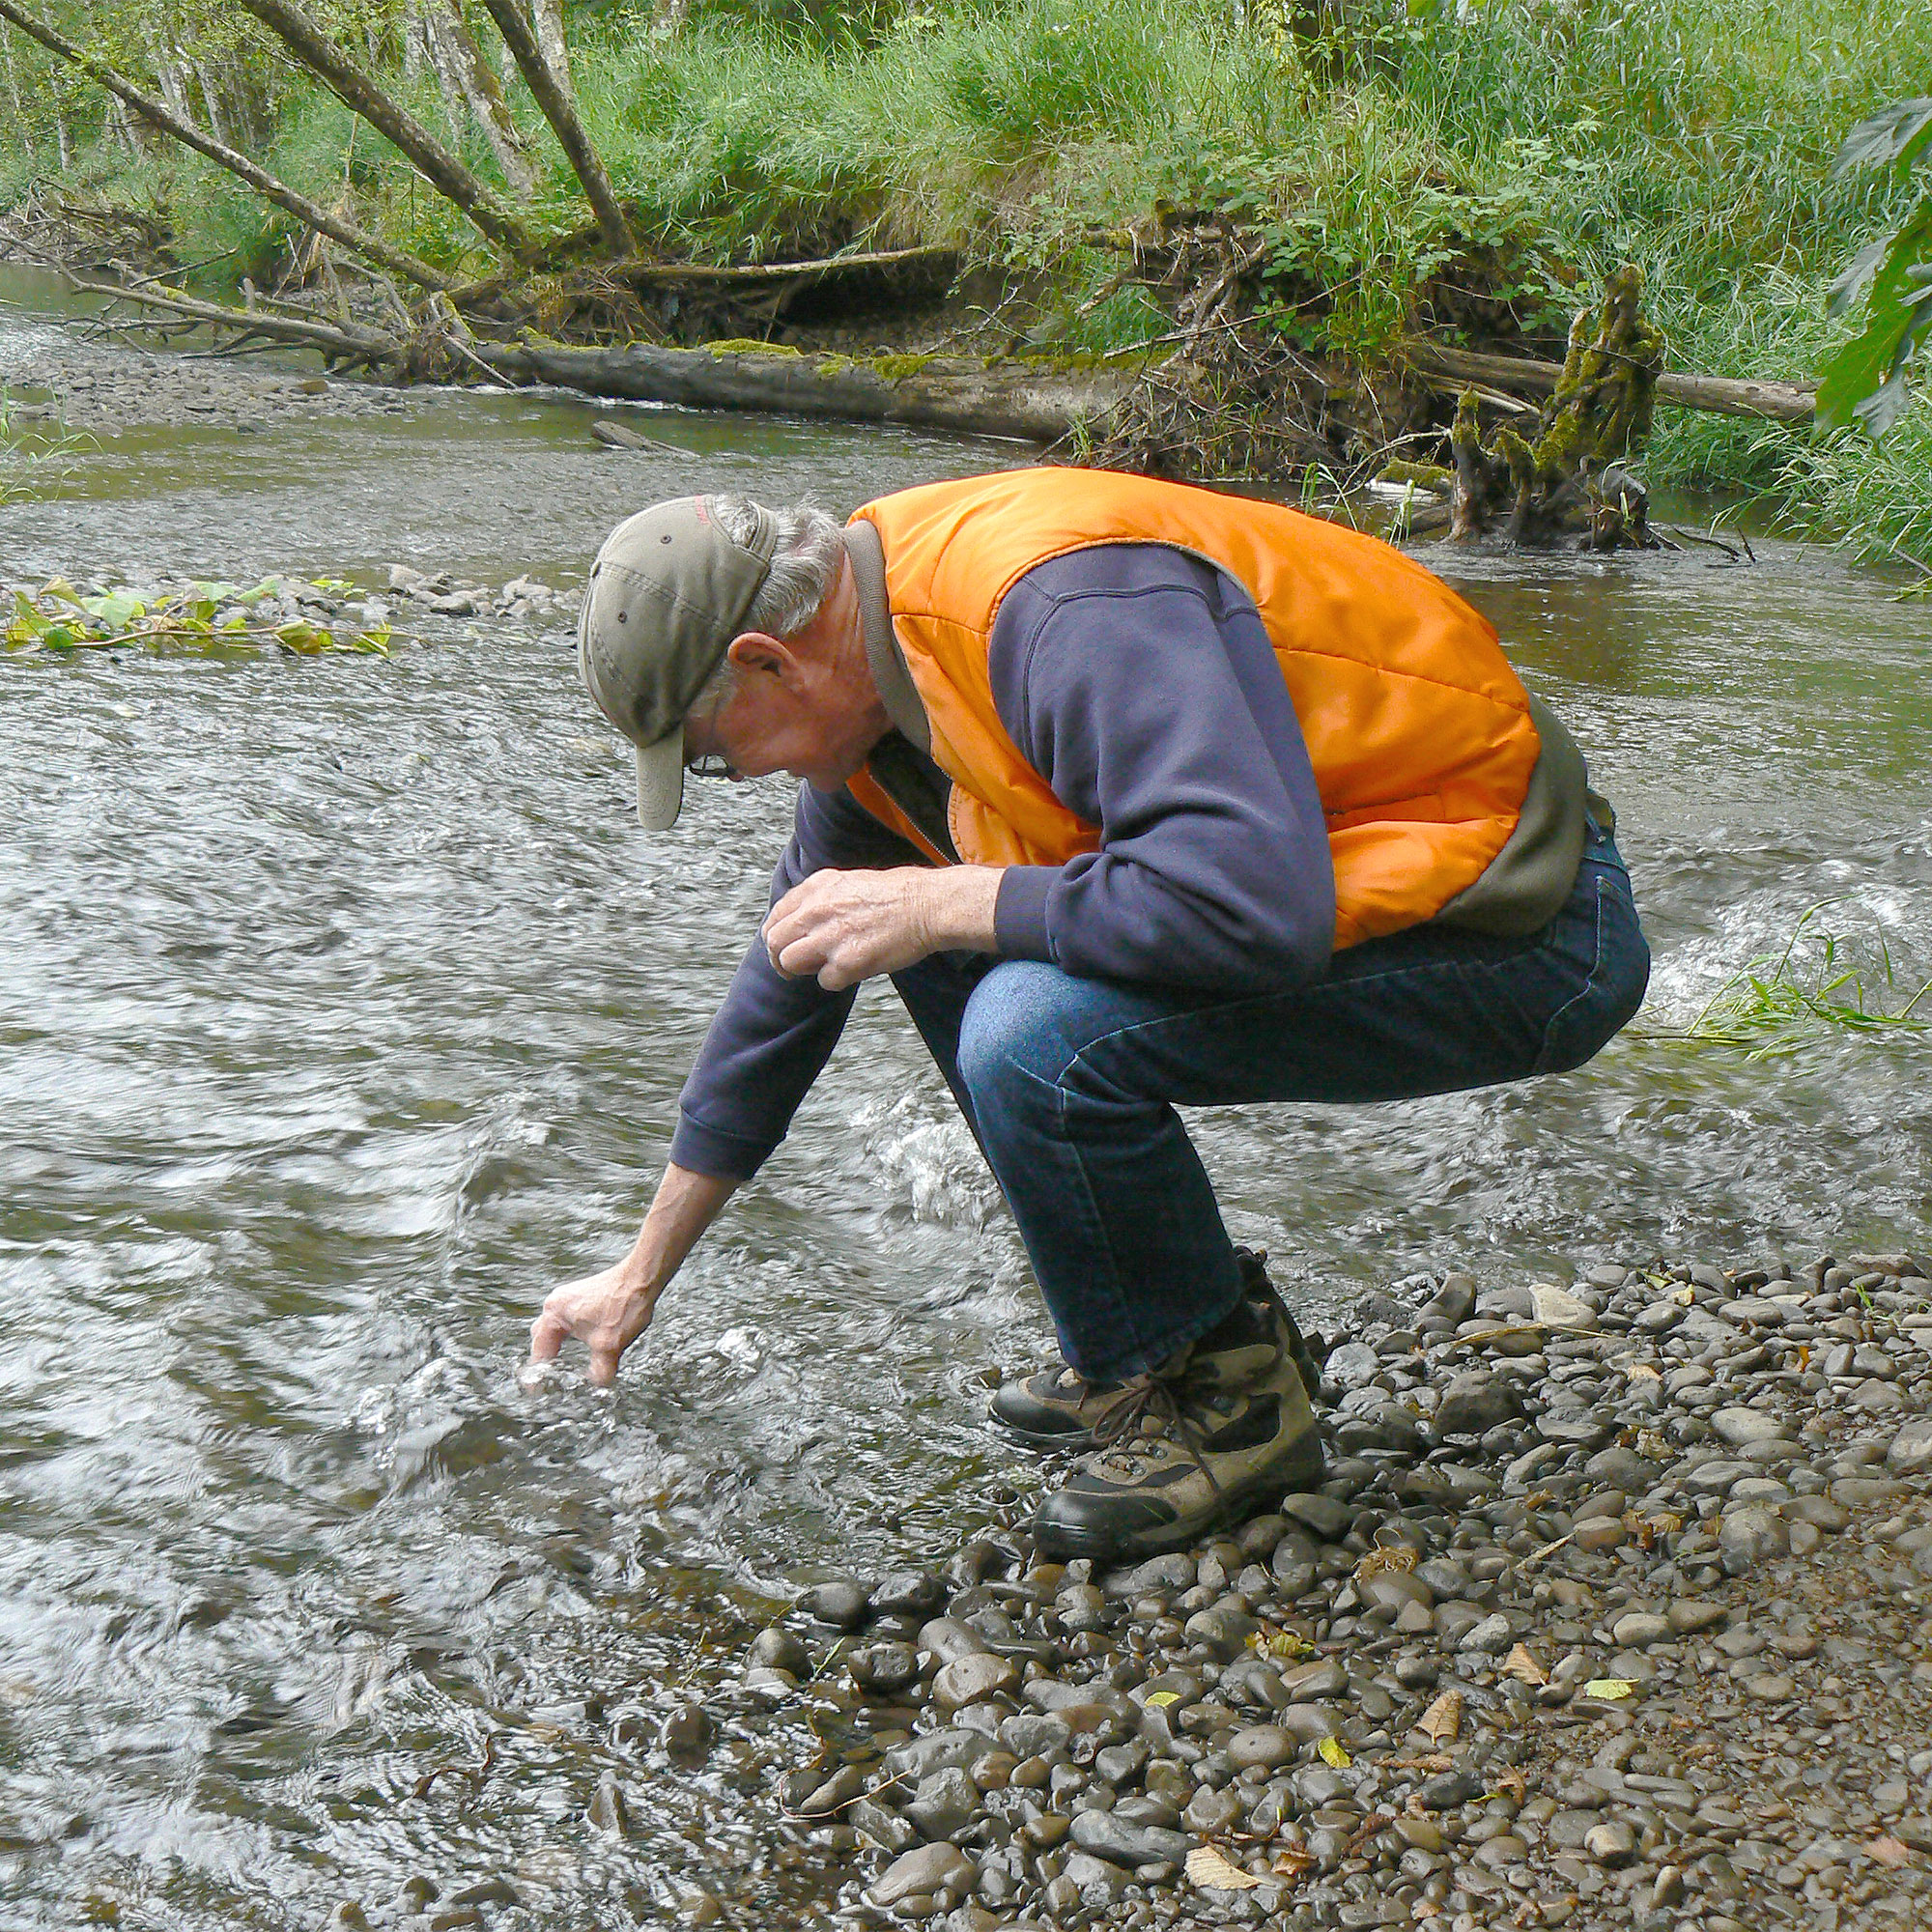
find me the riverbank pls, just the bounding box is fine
[4,0,1929,562]
[720,1249,1932,1932]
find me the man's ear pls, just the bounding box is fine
[725,631,803,687]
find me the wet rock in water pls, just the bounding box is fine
[747,1626,811,1675]
[800,1579,872,1629]
[586,1772,632,1838]
[871,1571,949,1618]
[849,1641,922,1694]
[660,1702,713,1760]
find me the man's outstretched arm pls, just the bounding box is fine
[526,1162,738,1385]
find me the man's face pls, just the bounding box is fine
[684,561,881,794]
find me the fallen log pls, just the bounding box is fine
[471,339,1132,443]
[66,274,396,364]
[1404,338,1816,424]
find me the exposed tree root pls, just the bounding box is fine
[1445,266,1666,550]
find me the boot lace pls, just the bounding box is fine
[1089,1373,1223,1496]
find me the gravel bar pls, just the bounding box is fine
[697,1250,1932,1932]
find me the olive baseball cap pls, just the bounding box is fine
[577,495,780,829]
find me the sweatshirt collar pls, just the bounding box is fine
[843,521,931,755]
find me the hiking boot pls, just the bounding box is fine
[989,1247,1323,1449]
[988,1362,1124,1447]
[1031,1300,1326,1560]
[1234,1246,1329,1406]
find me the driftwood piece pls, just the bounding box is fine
[0,0,452,292]
[473,340,1131,442]
[1446,267,1665,549]
[1405,338,1816,424]
[66,273,395,361]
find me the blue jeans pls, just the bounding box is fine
[891,822,1649,1382]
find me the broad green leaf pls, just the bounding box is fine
[1317,1736,1352,1768]
[1819,201,1932,433]
[1835,98,1932,176]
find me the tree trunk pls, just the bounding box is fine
[529,0,567,91]
[1,20,24,132]
[1403,338,1817,425]
[478,0,631,257]
[425,0,538,199]
[194,60,233,147]
[0,0,455,291]
[232,0,542,265]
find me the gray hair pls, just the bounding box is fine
[695,495,846,716]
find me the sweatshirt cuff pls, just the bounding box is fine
[669,1112,781,1181]
[993,865,1060,961]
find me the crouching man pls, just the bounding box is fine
[528,467,1650,1560]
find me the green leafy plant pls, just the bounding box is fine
[4,577,396,656]
[1678,902,1930,1059]
[1818,99,1932,436]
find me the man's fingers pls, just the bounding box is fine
[587,1344,620,1387]
[528,1311,567,1362]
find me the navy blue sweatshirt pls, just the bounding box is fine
[669,543,1336,1180]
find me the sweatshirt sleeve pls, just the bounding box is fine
[986,543,1335,992]
[669,781,931,1179]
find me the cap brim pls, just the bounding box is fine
[634,724,686,831]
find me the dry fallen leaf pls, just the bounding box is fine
[1143,1690,1179,1707]
[1186,1846,1262,1891]
[1356,1545,1419,1580]
[1626,1361,1662,1381]
[1582,1678,1636,1700]
[1270,1848,1317,1881]
[1318,1736,1353,1769]
[1417,1690,1463,1743]
[1503,1643,1548,1687]
[1672,1285,1696,1304]
[1870,1835,1913,1869]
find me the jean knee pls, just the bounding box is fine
[955,961,1089,1107]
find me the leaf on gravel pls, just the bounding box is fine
[1271,1847,1317,1881]
[1870,1834,1913,1868]
[1318,1736,1352,1768]
[1503,1644,1548,1686]
[1672,1285,1696,1304]
[1186,1846,1261,1891]
[1144,1690,1179,1707]
[1582,1678,1635,1700]
[1417,1690,1463,1742]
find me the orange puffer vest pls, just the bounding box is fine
[847,468,1545,951]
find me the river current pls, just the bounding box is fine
[3,266,1929,1926]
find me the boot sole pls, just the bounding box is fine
[989,1413,1098,1451]
[1032,1433,1328,1561]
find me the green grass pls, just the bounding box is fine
[7,0,1932,554]
[1676,903,1931,1058]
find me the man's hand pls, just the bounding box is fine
[527,1259,659,1387]
[526,1164,737,1386]
[763,866,1004,989]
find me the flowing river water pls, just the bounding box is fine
[2,264,1929,1927]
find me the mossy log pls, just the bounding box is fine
[1447,266,1664,548]
[472,339,1134,443]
